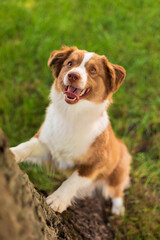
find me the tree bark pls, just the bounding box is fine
[0,129,113,240]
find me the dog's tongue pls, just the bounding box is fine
[67,86,81,97]
[64,86,83,104]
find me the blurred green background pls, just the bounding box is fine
[0,0,160,239]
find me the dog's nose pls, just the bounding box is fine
[67,72,80,83]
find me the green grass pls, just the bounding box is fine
[0,0,160,239]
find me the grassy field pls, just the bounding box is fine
[0,0,160,239]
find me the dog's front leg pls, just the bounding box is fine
[10,137,50,163]
[46,171,92,213]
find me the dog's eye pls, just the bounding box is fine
[67,61,72,67]
[90,67,96,74]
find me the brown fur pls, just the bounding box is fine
[48,46,78,78]
[77,124,131,198]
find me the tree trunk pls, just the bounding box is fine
[0,129,114,240]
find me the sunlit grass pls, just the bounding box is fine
[0,0,160,239]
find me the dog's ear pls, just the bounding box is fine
[103,56,126,93]
[48,46,78,78]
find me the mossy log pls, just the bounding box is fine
[0,129,113,240]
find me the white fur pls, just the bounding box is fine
[46,171,92,212]
[11,138,50,164]
[64,52,94,89]
[102,183,110,200]
[112,198,125,216]
[39,87,109,169]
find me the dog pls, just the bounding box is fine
[11,46,131,216]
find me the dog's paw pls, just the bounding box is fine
[10,147,22,162]
[111,198,125,216]
[46,191,71,213]
[112,204,125,216]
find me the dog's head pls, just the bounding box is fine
[48,46,126,104]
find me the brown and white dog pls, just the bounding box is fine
[11,46,131,216]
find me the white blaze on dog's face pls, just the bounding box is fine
[48,46,126,104]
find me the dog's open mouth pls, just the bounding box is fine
[64,85,90,104]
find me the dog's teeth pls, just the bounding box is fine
[80,89,85,96]
[69,97,76,101]
[82,89,86,95]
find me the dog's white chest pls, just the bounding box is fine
[39,91,109,168]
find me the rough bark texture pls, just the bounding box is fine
[0,129,114,240]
